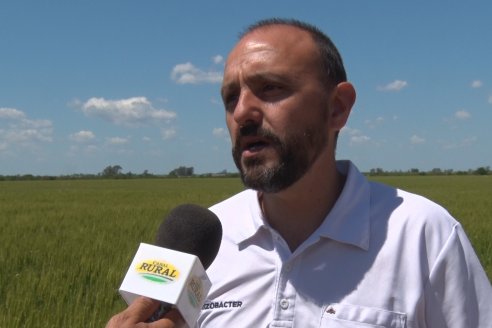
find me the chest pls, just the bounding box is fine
[198,238,413,328]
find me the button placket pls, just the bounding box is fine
[274,262,299,322]
[271,229,299,322]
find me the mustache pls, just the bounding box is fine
[237,124,277,140]
[233,125,283,155]
[238,124,260,137]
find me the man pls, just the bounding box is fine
[107,18,491,328]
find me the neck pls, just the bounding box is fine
[260,158,345,252]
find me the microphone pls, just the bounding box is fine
[155,204,222,270]
[119,204,222,327]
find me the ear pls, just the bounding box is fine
[329,82,356,131]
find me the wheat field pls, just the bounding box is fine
[0,176,490,327]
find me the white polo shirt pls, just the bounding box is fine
[197,160,491,328]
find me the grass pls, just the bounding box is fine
[0,176,489,327]
[0,178,244,328]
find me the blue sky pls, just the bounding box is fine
[1,1,491,175]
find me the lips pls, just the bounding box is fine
[240,136,270,154]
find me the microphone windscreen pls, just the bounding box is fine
[155,204,222,269]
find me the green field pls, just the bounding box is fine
[0,176,490,327]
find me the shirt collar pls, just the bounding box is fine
[235,160,371,251]
[228,189,267,245]
[316,160,370,250]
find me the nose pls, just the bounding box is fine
[233,89,263,127]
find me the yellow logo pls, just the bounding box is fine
[136,259,180,284]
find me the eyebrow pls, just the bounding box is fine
[221,71,294,99]
[221,82,237,100]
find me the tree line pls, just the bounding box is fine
[0,165,238,181]
[368,166,491,176]
[0,165,490,181]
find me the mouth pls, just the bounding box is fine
[241,137,270,155]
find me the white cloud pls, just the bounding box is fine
[364,116,385,128]
[67,98,82,108]
[70,130,95,143]
[86,145,99,153]
[455,110,471,120]
[340,126,371,145]
[351,135,371,143]
[79,97,176,127]
[161,127,176,140]
[67,144,99,157]
[212,127,228,137]
[0,108,53,151]
[340,127,357,136]
[377,80,408,92]
[0,107,26,120]
[106,136,128,145]
[171,62,222,84]
[410,135,425,144]
[212,55,224,64]
[210,97,222,105]
[212,127,230,143]
[5,126,52,143]
[442,136,477,149]
[471,80,483,88]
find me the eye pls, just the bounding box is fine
[263,83,282,92]
[257,83,287,101]
[223,92,239,112]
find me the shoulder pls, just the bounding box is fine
[367,181,461,265]
[369,180,457,228]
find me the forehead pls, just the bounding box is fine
[223,25,320,81]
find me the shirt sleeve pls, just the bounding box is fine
[424,223,492,328]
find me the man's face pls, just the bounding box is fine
[221,25,333,193]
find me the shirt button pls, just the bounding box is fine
[280,299,289,309]
[284,264,292,272]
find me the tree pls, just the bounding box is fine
[369,168,384,175]
[431,168,442,175]
[474,167,488,175]
[169,166,194,177]
[101,165,122,177]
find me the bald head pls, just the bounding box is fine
[237,18,347,87]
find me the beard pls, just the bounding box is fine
[232,123,328,193]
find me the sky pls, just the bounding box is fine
[1,1,491,176]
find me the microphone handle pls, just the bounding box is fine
[146,302,173,322]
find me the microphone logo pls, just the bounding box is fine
[187,276,205,308]
[135,259,180,284]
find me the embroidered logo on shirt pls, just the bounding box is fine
[326,306,336,314]
[202,300,243,310]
